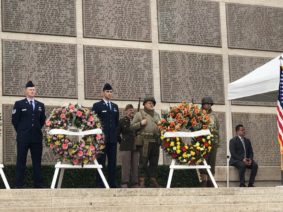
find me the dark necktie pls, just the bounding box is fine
[29,101,34,110]
[107,102,111,110]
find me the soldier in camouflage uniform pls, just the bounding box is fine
[200,96,220,187]
[131,97,161,188]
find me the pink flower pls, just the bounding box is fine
[60,113,66,119]
[96,134,102,140]
[45,120,51,126]
[76,111,83,117]
[77,151,83,157]
[50,144,54,149]
[89,145,95,151]
[88,116,94,122]
[80,142,85,148]
[73,159,79,165]
[69,104,75,110]
[62,143,68,150]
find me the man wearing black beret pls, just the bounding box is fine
[92,83,119,188]
[12,81,46,188]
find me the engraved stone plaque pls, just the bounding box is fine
[232,113,280,166]
[83,0,151,41]
[229,55,276,106]
[84,46,153,100]
[226,3,283,51]
[2,40,77,98]
[158,0,221,47]
[160,51,224,104]
[2,0,76,36]
[3,105,57,165]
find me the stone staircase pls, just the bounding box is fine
[0,187,283,211]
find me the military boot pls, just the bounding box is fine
[149,177,161,188]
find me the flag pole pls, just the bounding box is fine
[280,56,283,185]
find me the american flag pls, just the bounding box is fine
[277,60,283,155]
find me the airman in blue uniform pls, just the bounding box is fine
[12,81,46,188]
[92,83,119,188]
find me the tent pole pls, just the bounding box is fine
[226,100,233,188]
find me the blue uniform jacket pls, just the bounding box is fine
[92,100,119,144]
[12,98,46,143]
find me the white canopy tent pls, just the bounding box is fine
[228,54,283,100]
[227,53,282,187]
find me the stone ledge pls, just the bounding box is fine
[215,166,281,181]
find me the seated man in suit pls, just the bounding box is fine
[229,124,258,187]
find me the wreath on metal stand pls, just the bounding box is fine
[158,103,214,165]
[45,104,105,165]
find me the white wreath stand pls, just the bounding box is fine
[164,130,218,188]
[0,164,10,189]
[49,129,110,189]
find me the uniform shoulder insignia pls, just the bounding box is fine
[12,109,16,114]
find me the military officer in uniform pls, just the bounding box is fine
[117,104,139,188]
[92,83,119,188]
[12,81,46,188]
[131,97,161,187]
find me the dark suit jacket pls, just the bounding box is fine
[12,98,46,143]
[92,100,119,143]
[229,136,254,165]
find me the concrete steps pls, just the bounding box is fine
[0,188,283,211]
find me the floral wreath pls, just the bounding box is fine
[45,104,105,165]
[158,103,214,165]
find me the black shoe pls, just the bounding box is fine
[248,184,254,187]
[239,183,246,187]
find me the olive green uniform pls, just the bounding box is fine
[206,110,220,175]
[131,110,161,178]
[117,116,139,186]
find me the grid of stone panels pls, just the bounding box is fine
[232,113,280,166]
[83,0,151,41]
[84,46,153,100]
[226,3,283,52]
[159,51,224,104]
[2,40,77,99]
[229,55,275,106]
[158,0,221,47]
[2,104,57,165]
[2,0,76,36]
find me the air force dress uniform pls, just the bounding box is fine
[12,81,46,188]
[92,83,119,188]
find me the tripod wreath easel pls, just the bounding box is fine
[0,164,10,189]
[48,129,109,189]
[164,130,218,188]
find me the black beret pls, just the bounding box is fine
[103,83,112,91]
[25,81,35,88]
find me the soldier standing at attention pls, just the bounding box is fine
[92,83,119,188]
[117,104,139,188]
[200,96,220,187]
[131,97,161,188]
[12,81,46,188]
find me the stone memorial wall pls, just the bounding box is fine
[1,0,282,176]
